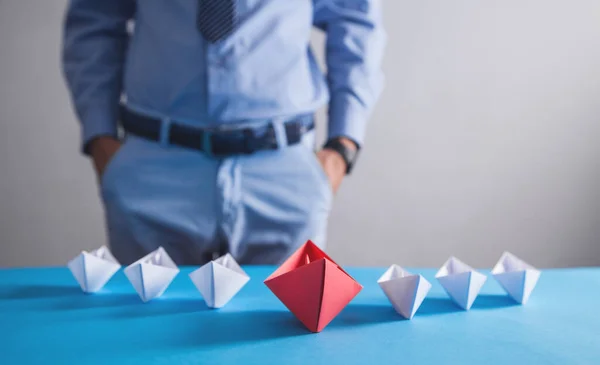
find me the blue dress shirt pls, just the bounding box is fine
[62,0,386,152]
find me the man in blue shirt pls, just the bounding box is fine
[62,0,385,265]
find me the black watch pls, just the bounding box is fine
[323,138,360,174]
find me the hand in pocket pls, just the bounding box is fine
[89,136,122,179]
[315,149,346,194]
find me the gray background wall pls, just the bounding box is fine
[1,0,600,268]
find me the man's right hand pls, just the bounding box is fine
[89,136,122,178]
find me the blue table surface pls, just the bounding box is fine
[1,266,599,364]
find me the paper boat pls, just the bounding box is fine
[67,245,120,293]
[189,253,250,308]
[264,240,362,333]
[378,265,431,319]
[435,256,487,310]
[124,247,179,302]
[492,252,540,304]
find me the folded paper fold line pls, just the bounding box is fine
[124,247,179,302]
[67,245,121,293]
[378,265,431,319]
[492,252,540,304]
[435,257,487,310]
[189,253,250,308]
[264,240,362,333]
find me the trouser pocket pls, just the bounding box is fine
[99,139,129,195]
[298,131,334,198]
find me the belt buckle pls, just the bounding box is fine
[286,120,304,145]
[202,131,215,157]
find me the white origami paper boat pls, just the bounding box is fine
[124,247,179,302]
[436,257,487,310]
[378,265,431,319]
[492,252,540,304]
[67,245,120,293]
[189,253,250,308]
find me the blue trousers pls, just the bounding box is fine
[100,125,333,266]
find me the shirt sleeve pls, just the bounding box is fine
[314,0,386,148]
[61,0,136,154]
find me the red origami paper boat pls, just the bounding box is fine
[264,240,363,332]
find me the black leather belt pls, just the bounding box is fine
[120,107,314,156]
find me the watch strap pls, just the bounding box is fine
[323,138,359,174]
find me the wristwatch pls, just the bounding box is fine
[323,137,360,174]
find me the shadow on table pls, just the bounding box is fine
[156,304,403,347]
[0,285,81,300]
[183,303,405,346]
[329,303,402,328]
[417,297,463,316]
[178,304,407,347]
[416,294,518,316]
[180,309,311,347]
[0,284,143,310]
[0,284,207,315]
[111,296,211,318]
[472,294,518,310]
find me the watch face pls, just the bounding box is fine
[348,150,358,171]
[347,150,359,174]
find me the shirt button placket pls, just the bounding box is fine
[206,46,227,115]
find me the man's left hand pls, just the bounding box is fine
[316,137,356,193]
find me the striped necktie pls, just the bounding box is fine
[197,0,236,43]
